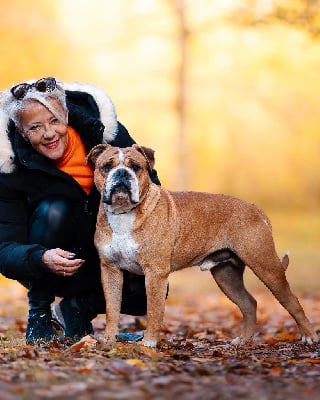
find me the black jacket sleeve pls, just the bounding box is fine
[110,122,161,185]
[0,241,48,281]
[0,193,49,281]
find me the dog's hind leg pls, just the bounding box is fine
[210,261,257,345]
[243,253,318,344]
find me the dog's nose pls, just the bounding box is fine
[114,168,129,179]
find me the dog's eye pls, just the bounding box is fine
[131,164,141,172]
[101,163,112,173]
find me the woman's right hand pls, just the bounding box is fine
[42,248,85,277]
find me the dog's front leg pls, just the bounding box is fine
[101,261,123,346]
[142,271,169,348]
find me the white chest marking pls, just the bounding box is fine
[102,209,143,275]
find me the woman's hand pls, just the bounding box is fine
[42,248,85,277]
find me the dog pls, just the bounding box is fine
[87,144,318,348]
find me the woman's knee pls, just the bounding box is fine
[29,197,74,247]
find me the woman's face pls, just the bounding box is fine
[19,99,68,161]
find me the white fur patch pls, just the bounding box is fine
[102,210,143,275]
[199,259,220,271]
[141,340,157,348]
[118,149,125,164]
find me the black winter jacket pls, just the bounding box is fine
[0,82,159,282]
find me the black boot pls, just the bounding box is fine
[26,301,58,344]
[52,275,147,342]
[52,296,98,342]
[26,281,58,344]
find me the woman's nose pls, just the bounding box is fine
[42,125,56,139]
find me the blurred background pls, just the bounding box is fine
[0,0,319,296]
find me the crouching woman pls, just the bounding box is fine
[0,77,160,344]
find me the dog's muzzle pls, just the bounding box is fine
[103,168,138,205]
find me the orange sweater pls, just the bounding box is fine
[56,126,94,195]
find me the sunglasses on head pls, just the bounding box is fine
[10,77,57,100]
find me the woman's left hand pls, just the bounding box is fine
[42,248,85,277]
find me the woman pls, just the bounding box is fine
[0,77,160,344]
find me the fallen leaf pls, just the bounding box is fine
[69,340,86,353]
[126,359,147,368]
[109,359,140,375]
[268,366,283,376]
[69,335,98,353]
[288,359,320,365]
[16,347,38,359]
[138,344,160,358]
[275,332,299,341]
[192,357,214,362]
[78,361,96,373]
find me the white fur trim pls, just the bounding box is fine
[61,81,118,144]
[0,109,15,173]
[0,81,118,173]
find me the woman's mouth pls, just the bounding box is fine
[45,139,60,150]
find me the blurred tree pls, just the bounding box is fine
[228,0,320,37]
[171,0,189,190]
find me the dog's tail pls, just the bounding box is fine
[281,251,290,270]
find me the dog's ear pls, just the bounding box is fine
[133,144,155,170]
[87,144,110,166]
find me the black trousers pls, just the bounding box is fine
[27,196,147,316]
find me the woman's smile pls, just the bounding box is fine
[44,139,61,150]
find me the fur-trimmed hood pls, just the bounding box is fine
[0,80,118,174]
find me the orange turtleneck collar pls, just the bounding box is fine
[55,126,94,195]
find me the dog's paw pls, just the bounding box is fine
[141,339,157,348]
[230,335,253,347]
[100,335,116,349]
[95,336,116,351]
[301,333,319,345]
[230,336,243,347]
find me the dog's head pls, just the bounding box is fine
[87,144,155,214]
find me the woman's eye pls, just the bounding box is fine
[27,125,42,135]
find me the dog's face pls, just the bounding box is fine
[87,144,155,214]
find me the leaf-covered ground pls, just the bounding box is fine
[0,281,319,400]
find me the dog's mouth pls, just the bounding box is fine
[103,183,136,206]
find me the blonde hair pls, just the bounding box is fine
[1,79,68,129]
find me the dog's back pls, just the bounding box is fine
[158,190,272,272]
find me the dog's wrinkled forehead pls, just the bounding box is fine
[96,147,122,167]
[96,146,148,171]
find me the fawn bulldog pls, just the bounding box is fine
[87,144,318,348]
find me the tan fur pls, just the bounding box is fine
[88,144,318,348]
